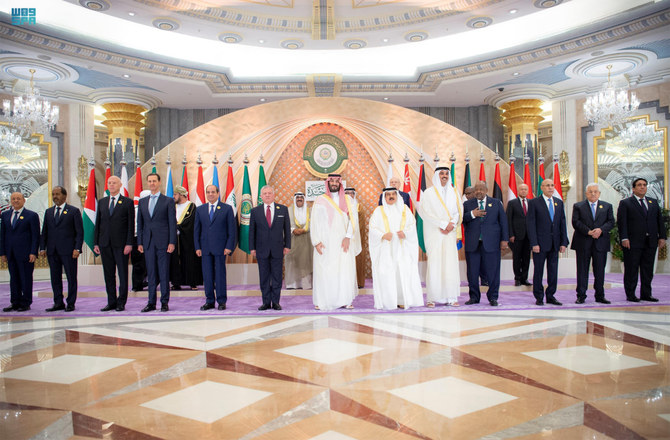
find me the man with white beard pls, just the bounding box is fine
[285,192,313,289]
[310,174,361,310]
[418,166,463,307]
[369,188,424,310]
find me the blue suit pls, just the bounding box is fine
[194,201,237,306]
[137,193,177,306]
[249,203,291,307]
[1,208,40,309]
[40,204,84,307]
[526,195,569,302]
[463,197,508,303]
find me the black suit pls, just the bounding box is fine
[94,194,135,308]
[617,195,666,300]
[526,195,569,303]
[1,208,40,309]
[571,199,614,301]
[40,203,84,307]
[507,198,531,283]
[249,203,291,307]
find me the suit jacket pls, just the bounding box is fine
[571,199,615,253]
[0,208,40,259]
[526,195,569,252]
[462,197,509,253]
[137,193,177,250]
[507,198,529,241]
[194,201,236,255]
[40,203,84,255]
[249,203,291,259]
[617,195,666,248]
[94,194,135,248]
[378,191,412,209]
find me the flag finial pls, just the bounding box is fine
[212,153,219,166]
[449,151,456,163]
[181,152,187,166]
[227,153,233,165]
[243,153,249,165]
[404,152,410,163]
[258,153,265,164]
[196,152,203,166]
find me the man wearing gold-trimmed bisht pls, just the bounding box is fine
[286,192,313,289]
[170,186,201,291]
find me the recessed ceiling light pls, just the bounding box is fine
[382,38,389,43]
[258,39,265,44]
[509,9,518,14]
[128,12,135,16]
[512,72,520,76]
[259,98,266,102]
[383,97,389,101]
[122,74,131,78]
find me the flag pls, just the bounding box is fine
[133,164,143,206]
[493,161,503,201]
[523,161,535,199]
[415,163,427,253]
[479,160,486,182]
[103,166,111,197]
[238,164,252,254]
[120,164,129,198]
[402,163,413,212]
[181,165,190,200]
[536,161,546,198]
[82,166,98,254]
[165,165,173,198]
[225,163,236,216]
[257,164,267,206]
[211,164,219,191]
[553,161,563,200]
[452,160,463,250]
[507,161,518,203]
[462,161,471,203]
[195,163,205,206]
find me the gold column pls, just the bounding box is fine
[101,103,145,157]
[501,99,544,185]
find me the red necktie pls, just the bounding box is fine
[266,205,272,227]
[522,199,527,215]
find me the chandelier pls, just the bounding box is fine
[2,69,59,137]
[0,124,38,164]
[617,119,662,149]
[583,65,639,130]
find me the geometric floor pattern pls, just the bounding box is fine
[1,302,669,439]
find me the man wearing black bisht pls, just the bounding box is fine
[170,186,202,290]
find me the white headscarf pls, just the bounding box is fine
[381,188,404,222]
[293,193,307,225]
[432,167,460,220]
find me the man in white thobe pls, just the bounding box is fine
[418,166,463,307]
[286,192,313,289]
[311,174,361,310]
[369,188,424,310]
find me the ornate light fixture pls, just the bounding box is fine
[583,65,639,129]
[617,119,662,149]
[2,68,59,137]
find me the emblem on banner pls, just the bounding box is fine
[303,133,348,178]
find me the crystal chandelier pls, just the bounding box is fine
[583,65,639,129]
[0,124,37,164]
[2,69,59,137]
[617,119,662,149]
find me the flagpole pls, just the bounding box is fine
[386,151,393,186]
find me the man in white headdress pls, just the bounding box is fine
[286,192,313,289]
[311,174,361,310]
[369,188,424,310]
[418,166,463,307]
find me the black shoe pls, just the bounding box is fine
[489,300,498,307]
[65,305,75,312]
[141,304,156,313]
[258,304,270,311]
[547,299,563,306]
[218,304,226,310]
[575,298,585,304]
[171,285,182,291]
[595,298,611,304]
[514,280,521,286]
[481,281,489,287]
[200,303,215,311]
[641,296,659,302]
[161,304,169,312]
[100,304,116,312]
[15,306,30,312]
[627,297,640,303]
[272,304,282,310]
[132,287,143,292]
[115,306,125,311]
[2,305,16,312]
[521,281,532,286]
[464,299,479,305]
[535,300,545,306]
[46,304,65,312]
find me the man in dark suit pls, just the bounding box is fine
[40,186,84,312]
[250,185,291,310]
[137,173,177,312]
[571,183,615,304]
[527,179,569,306]
[617,177,666,302]
[94,176,135,311]
[194,184,236,310]
[378,176,411,208]
[1,192,40,312]
[507,183,532,286]
[462,181,509,306]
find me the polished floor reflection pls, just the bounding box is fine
[1,305,669,439]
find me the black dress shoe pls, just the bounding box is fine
[535,300,545,306]
[258,304,270,311]
[200,303,215,311]
[641,296,659,302]
[547,299,563,306]
[481,281,489,287]
[65,305,75,312]
[514,280,521,286]
[161,304,169,312]
[218,304,226,310]
[46,304,65,312]
[2,305,16,312]
[100,304,115,312]
[272,304,282,310]
[171,285,182,291]
[464,299,479,305]
[141,304,156,313]
[521,281,533,286]
[489,300,498,306]
[15,306,30,312]
[115,306,125,311]
[627,297,640,302]
[575,298,585,304]
[595,298,611,304]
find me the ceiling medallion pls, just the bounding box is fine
[404,32,428,42]
[78,0,110,11]
[583,65,639,129]
[152,18,180,31]
[281,39,304,50]
[466,16,492,29]
[533,0,563,8]
[218,33,243,44]
[344,39,367,49]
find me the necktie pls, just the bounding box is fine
[640,198,648,216]
[11,211,19,228]
[591,202,596,220]
[522,199,527,215]
[479,200,485,221]
[209,204,214,221]
[55,206,61,224]
[548,198,554,221]
[109,197,115,215]
[266,205,272,227]
[149,195,157,217]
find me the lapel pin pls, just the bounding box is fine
[19,216,24,219]
[63,210,68,214]
[217,206,221,210]
[599,205,603,209]
[118,200,122,204]
[554,202,558,206]
[488,203,492,207]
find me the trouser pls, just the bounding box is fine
[48,253,78,307]
[100,246,129,307]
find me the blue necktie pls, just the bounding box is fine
[209,204,214,221]
[591,202,596,220]
[109,197,115,215]
[548,198,554,221]
[149,195,157,217]
[11,211,19,228]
